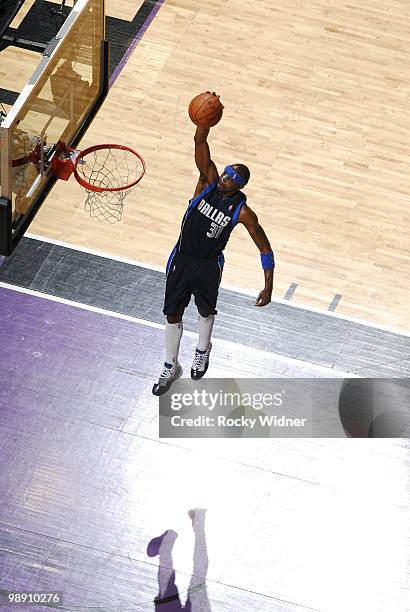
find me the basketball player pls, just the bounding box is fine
[152,122,275,396]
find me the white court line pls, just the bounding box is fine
[0,280,165,329]
[25,232,410,338]
[0,281,272,351]
[26,232,166,273]
[0,281,356,377]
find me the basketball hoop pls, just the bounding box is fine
[52,142,146,223]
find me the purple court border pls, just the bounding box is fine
[109,0,166,88]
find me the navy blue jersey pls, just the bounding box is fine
[176,181,247,259]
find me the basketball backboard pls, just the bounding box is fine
[0,0,108,256]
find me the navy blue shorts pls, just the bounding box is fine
[163,251,224,316]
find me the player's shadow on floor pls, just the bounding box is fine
[147,508,211,611]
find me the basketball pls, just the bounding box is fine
[188,92,224,128]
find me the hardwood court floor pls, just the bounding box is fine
[1,285,408,611]
[26,0,410,331]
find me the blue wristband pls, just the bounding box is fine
[261,252,275,270]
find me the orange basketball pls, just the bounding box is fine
[188,92,224,128]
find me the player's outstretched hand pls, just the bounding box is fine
[255,288,272,307]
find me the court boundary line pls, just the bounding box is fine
[109,0,166,88]
[26,232,165,273]
[0,281,351,375]
[0,278,166,329]
[25,232,410,338]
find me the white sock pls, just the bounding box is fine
[165,321,183,366]
[197,314,214,351]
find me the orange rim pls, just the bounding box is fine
[73,143,146,192]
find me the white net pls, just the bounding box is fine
[75,146,144,223]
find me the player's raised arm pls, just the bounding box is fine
[194,126,219,186]
[237,205,275,307]
[192,170,209,198]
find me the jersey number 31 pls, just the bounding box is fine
[207,222,223,239]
